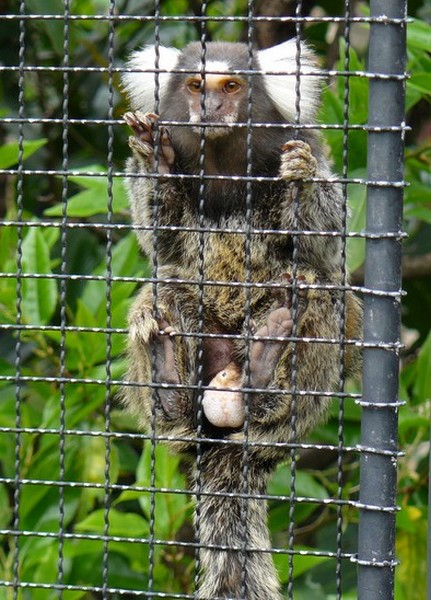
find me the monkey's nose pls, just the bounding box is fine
[203,96,224,115]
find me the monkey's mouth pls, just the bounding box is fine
[190,114,241,138]
[193,125,233,139]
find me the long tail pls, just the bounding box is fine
[194,446,282,600]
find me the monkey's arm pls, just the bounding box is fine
[278,138,345,275]
[124,112,189,264]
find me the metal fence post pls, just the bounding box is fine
[357,1,407,599]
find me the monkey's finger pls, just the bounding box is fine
[123,111,139,127]
[280,161,316,181]
[124,111,148,135]
[160,127,175,167]
[159,325,177,337]
[280,140,317,180]
[281,139,311,153]
[128,136,154,158]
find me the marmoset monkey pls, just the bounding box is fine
[122,39,362,599]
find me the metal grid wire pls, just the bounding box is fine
[0,1,407,598]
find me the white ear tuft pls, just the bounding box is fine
[121,45,181,111]
[258,39,321,123]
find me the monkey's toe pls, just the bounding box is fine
[272,273,308,316]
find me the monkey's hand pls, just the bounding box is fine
[279,139,317,183]
[124,111,175,176]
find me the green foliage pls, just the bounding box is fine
[0,139,48,169]
[0,1,430,598]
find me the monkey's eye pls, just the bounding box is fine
[223,80,242,94]
[187,79,202,93]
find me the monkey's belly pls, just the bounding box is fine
[199,232,274,330]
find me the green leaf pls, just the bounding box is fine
[274,546,331,583]
[75,508,149,537]
[404,182,431,206]
[121,443,191,539]
[404,205,431,224]
[21,228,58,325]
[44,167,129,217]
[0,483,12,529]
[408,18,431,52]
[268,466,329,500]
[26,0,64,55]
[81,234,142,315]
[345,169,367,272]
[408,72,431,96]
[396,507,427,600]
[405,85,423,111]
[413,330,431,404]
[79,435,120,486]
[0,138,47,169]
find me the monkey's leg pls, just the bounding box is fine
[125,286,195,443]
[201,274,307,429]
[242,272,343,447]
[124,111,175,175]
[149,319,183,419]
[249,273,307,389]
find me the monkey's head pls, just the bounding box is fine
[174,42,249,138]
[122,39,321,140]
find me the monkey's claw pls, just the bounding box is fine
[280,139,317,182]
[124,111,175,174]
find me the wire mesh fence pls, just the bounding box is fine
[0,1,407,598]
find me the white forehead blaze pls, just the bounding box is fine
[200,60,230,75]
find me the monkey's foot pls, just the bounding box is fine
[279,139,317,182]
[124,111,175,175]
[249,273,308,389]
[152,319,183,419]
[128,308,181,418]
[248,306,294,390]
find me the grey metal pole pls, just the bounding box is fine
[357,1,407,599]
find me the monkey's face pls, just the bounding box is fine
[183,73,247,139]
